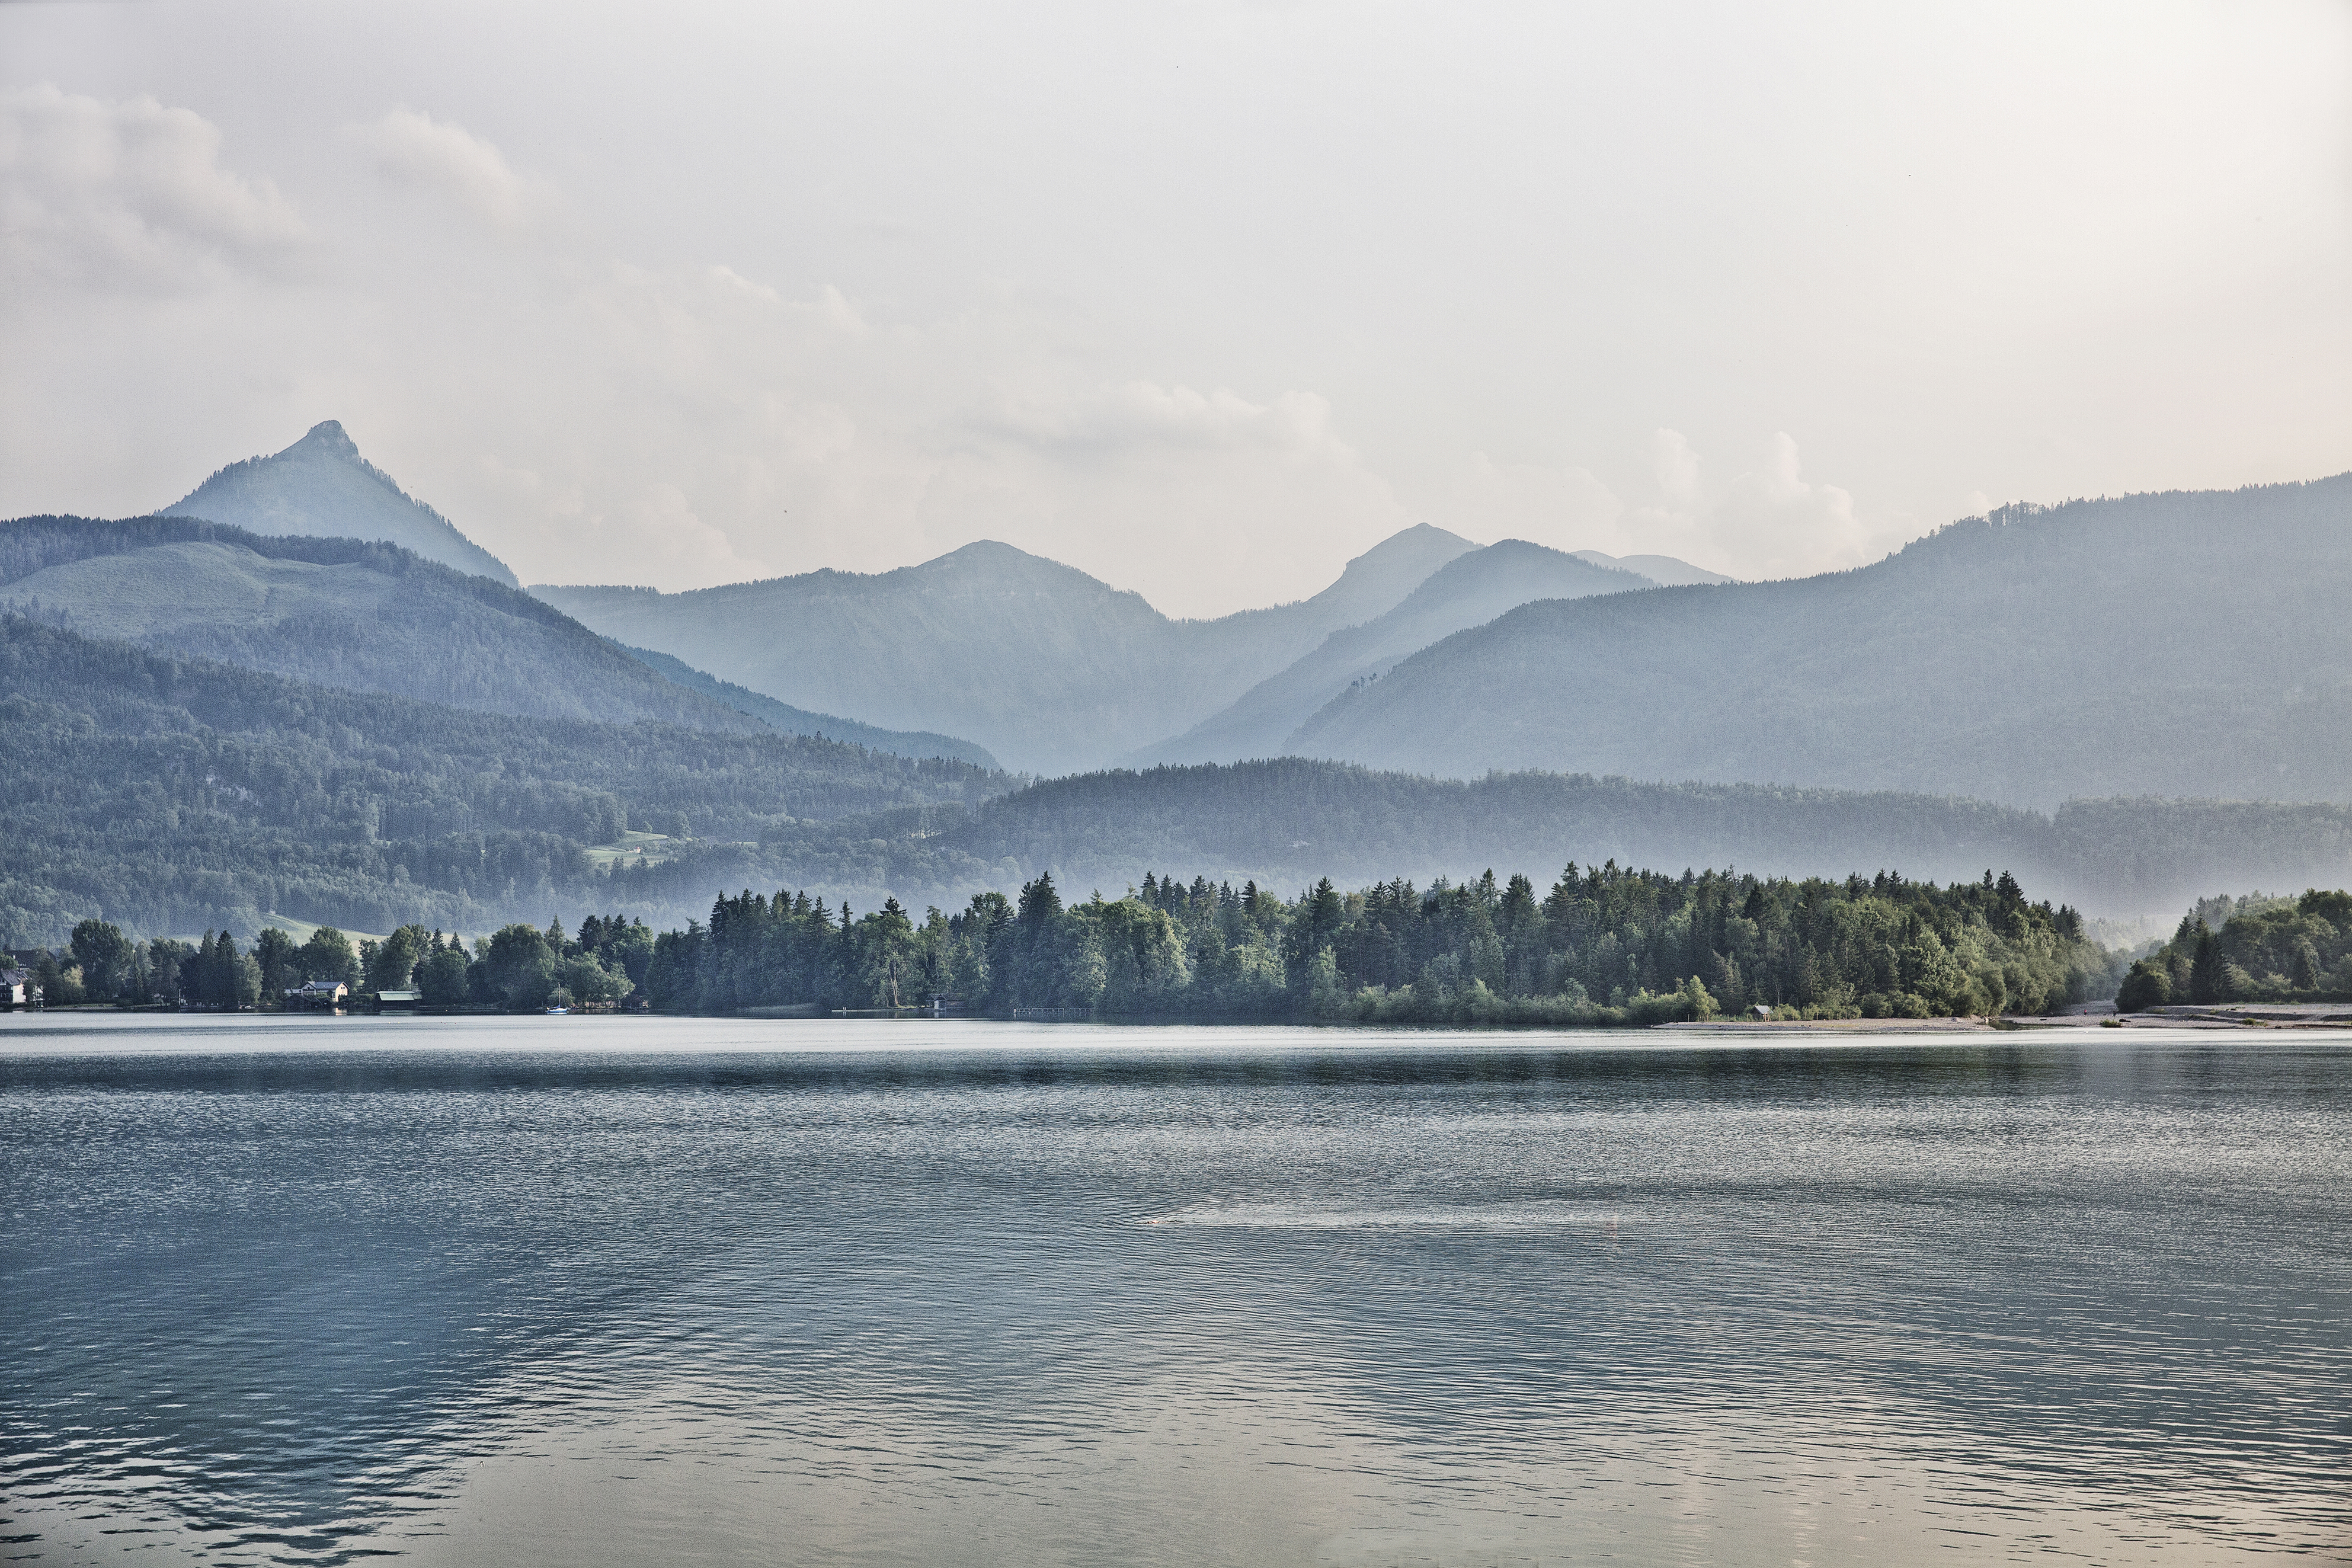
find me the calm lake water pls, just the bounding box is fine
[3,1016,2348,1567]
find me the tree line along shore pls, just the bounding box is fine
[30,860,2319,1026]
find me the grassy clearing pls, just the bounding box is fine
[584,830,682,871]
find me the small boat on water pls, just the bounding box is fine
[543,1005,569,1015]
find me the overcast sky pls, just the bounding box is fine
[2,1,2346,616]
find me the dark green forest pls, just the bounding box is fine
[2117,888,2352,1009]
[9,613,2352,948]
[17,863,2120,1026]
[16,910,655,1014]
[644,862,2119,1023]
[0,617,1006,943]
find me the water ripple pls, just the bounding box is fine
[4,1016,2348,1566]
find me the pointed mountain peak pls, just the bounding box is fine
[295,420,359,457]
[163,421,520,588]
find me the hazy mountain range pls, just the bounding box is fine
[0,513,1001,764]
[1569,549,1733,587]
[1126,540,1656,767]
[764,761,2352,921]
[536,523,1524,775]
[0,515,760,731]
[9,417,2352,940]
[604,640,1000,769]
[1288,477,2352,807]
[536,527,1721,775]
[9,609,2346,945]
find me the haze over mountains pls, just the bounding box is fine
[28,421,999,764]
[0,516,765,732]
[604,640,1000,769]
[759,761,2352,921]
[535,523,1498,776]
[1288,478,2352,807]
[1129,541,1655,767]
[9,415,2352,941]
[1570,551,1733,587]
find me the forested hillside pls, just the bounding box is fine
[1285,476,2352,806]
[162,420,519,585]
[536,524,1479,773]
[0,617,1007,944]
[609,760,2352,923]
[1131,540,1655,765]
[11,609,2343,949]
[0,516,763,731]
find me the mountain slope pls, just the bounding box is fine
[1285,477,2352,807]
[1571,549,1733,585]
[162,420,520,587]
[1221,521,1480,635]
[607,640,1000,769]
[0,615,1006,943]
[0,516,764,732]
[1131,540,1653,765]
[535,524,1479,775]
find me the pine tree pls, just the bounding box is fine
[2189,921,2222,1003]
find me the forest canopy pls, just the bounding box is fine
[642,862,2119,1025]
[2116,888,2352,1009]
[15,863,2119,1026]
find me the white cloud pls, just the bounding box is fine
[990,382,1354,462]
[1711,431,1871,577]
[350,108,545,233]
[1451,452,1617,548]
[428,250,1413,609]
[0,83,312,293]
[4,2,2349,621]
[949,380,1406,613]
[1613,429,1892,580]
[1439,429,1890,582]
[1646,428,1701,507]
[473,456,772,590]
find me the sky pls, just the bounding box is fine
[1,1,2347,617]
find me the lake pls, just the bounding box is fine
[4,1015,2347,1566]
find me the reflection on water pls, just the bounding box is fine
[3,1015,2348,1566]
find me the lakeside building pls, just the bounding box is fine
[290,978,349,1008]
[1,967,37,1008]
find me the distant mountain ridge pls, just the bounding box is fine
[1129,539,1655,766]
[162,420,520,587]
[1571,549,1733,585]
[1284,476,2352,808]
[535,525,1481,775]
[606,639,1001,769]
